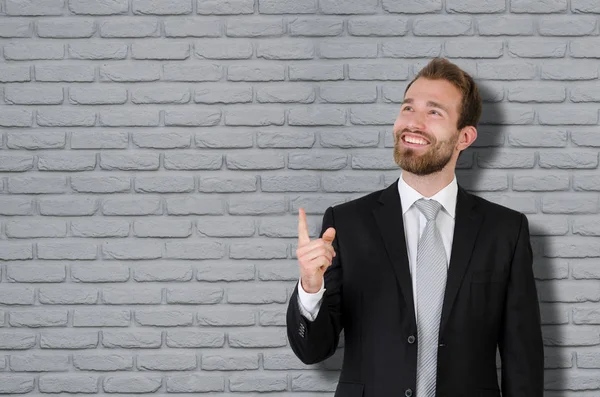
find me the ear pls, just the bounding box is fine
[457,125,477,151]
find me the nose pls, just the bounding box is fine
[406,110,426,131]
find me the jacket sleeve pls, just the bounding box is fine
[286,205,344,365]
[498,213,544,396]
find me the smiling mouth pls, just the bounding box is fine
[401,134,430,146]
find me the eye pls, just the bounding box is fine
[430,110,441,115]
[402,106,413,111]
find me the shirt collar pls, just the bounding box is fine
[397,172,458,219]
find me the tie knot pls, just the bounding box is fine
[414,198,442,221]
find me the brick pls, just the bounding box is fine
[348,17,407,36]
[132,0,193,14]
[100,64,160,82]
[228,65,284,81]
[9,176,67,194]
[166,286,224,304]
[509,39,567,57]
[477,15,534,35]
[571,83,600,102]
[0,19,32,37]
[382,40,441,58]
[71,264,130,282]
[0,153,34,171]
[103,375,162,393]
[0,197,34,215]
[229,241,287,259]
[289,107,346,126]
[543,326,600,347]
[131,41,190,60]
[70,86,127,104]
[574,174,600,191]
[507,84,566,103]
[538,16,596,35]
[545,237,600,257]
[73,309,130,327]
[137,353,197,370]
[39,330,99,348]
[68,0,128,15]
[542,195,598,214]
[511,0,567,13]
[570,39,600,58]
[165,241,226,259]
[9,354,69,371]
[228,329,287,347]
[102,286,162,304]
[166,374,225,392]
[573,217,600,236]
[0,65,31,82]
[322,174,382,192]
[133,264,193,282]
[0,331,36,349]
[132,131,191,149]
[292,373,338,391]
[164,109,221,126]
[477,62,536,80]
[257,130,315,148]
[199,176,258,192]
[163,153,222,170]
[572,0,600,12]
[164,18,221,37]
[38,374,98,393]
[544,348,573,368]
[99,19,160,38]
[0,376,34,394]
[289,64,343,81]
[38,285,98,305]
[0,108,33,127]
[533,258,569,279]
[258,0,316,14]
[37,18,96,38]
[151,307,203,329]
[194,85,252,104]
[541,62,598,80]
[4,84,64,105]
[258,262,298,281]
[133,219,193,237]
[4,42,64,60]
[166,330,225,348]
[8,309,68,328]
[320,129,379,148]
[196,40,253,59]
[257,40,314,60]
[319,84,376,104]
[227,18,284,37]
[413,16,472,36]
[226,152,284,170]
[288,17,343,37]
[165,197,224,215]
[477,151,535,168]
[198,0,254,14]
[445,39,503,58]
[447,0,505,12]
[261,175,320,192]
[539,152,598,169]
[227,284,287,303]
[573,309,600,325]
[229,374,288,392]
[7,264,66,282]
[102,241,162,260]
[382,0,442,13]
[73,353,133,371]
[352,152,399,170]
[257,84,314,103]
[539,280,600,302]
[513,174,570,191]
[6,0,64,15]
[508,129,567,147]
[538,108,598,125]
[102,330,162,348]
[288,152,347,170]
[224,107,283,126]
[196,263,255,280]
[201,353,259,370]
[572,261,600,278]
[197,308,255,326]
[164,63,222,81]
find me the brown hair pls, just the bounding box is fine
[404,58,482,130]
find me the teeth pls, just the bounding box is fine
[405,136,428,145]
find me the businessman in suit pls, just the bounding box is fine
[286,58,544,397]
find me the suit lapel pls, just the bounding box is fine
[439,185,483,336]
[372,178,416,328]
[371,178,484,335]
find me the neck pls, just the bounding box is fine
[401,167,455,198]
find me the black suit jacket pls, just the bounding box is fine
[286,179,544,397]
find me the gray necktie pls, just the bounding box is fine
[414,198,447,397]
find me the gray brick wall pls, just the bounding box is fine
[0,0,599,395]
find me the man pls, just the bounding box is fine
[286,58,544,397]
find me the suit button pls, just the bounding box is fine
[404,388,413,397]
[407,335,415,344]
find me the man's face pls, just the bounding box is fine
[393,77,463,176]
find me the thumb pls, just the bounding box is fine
[322,227,336,244]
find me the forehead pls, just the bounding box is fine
[404,77,462,113]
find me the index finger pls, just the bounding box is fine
[297,207,311,247]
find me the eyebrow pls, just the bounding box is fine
[402,98,450,114]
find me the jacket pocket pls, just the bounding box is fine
[334,382,364,397]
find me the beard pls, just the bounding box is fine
[393,130,459,176]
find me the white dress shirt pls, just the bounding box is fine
[297,172,458,322]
